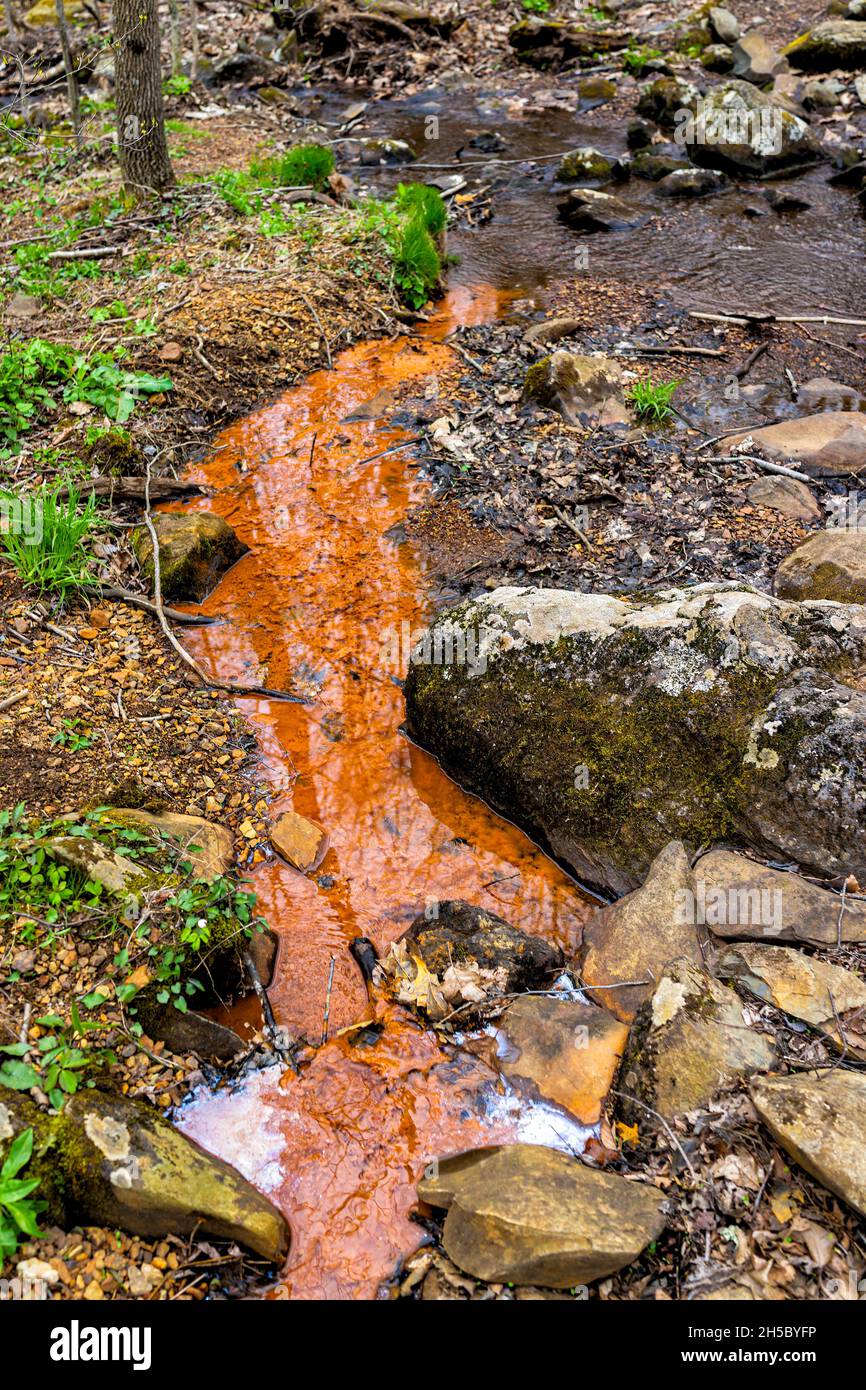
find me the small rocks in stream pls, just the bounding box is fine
[630,151,689,180]
[656,167,729,197]
[724,412,866,475]
[751,1072,866,1218]
[270,809,329,873]
[745,476,821,522]
[521,350,628,425]
[555,147,625,185]
[783,19,866,71]
[774,529,866,603]
[636,75,700,129]
[717,943,866,1058]
[494,994,628,1124]
[763,187,811,212]
[420,1144,667,1286]
[580,841,702,1024]
[684,80,823,175]
[731,33,790,83]
[557,187,644,233]
[618,957,776,1121]
[132,512,249,604]
[382,901,562,1023]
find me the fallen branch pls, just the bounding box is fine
[79,583,221,626]
[714,453,812,483]
[242,949,300,1074]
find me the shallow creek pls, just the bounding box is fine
[175,284,593,1299]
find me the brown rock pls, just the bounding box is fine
[435,1143,666,1287]
[101,809,234,880]
[417,1147,505,1209]
[718,943,866,1057]
[796,377,866,413]
[723,413,866,477]
[270,810,329,873]
[774,529,866,603]
[695,848,866,945]
[619,957,776,1120]
[751,1072,866,1216]
[132,512,249,603]
[580,841,701,1023]
[496,994,628,1124]
[746,476,821,523]
[522,349,627,425]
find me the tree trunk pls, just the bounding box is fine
[187,0,198,80]
[113,0,175,197]
[55,0,83,148]
[167,0,182,77]
[3,0,19,43]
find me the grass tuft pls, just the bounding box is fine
[627,373,682,421]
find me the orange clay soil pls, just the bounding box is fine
[175,283,594,1298]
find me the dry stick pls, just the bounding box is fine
[54,0,82,150]
[321,955,336,1047]
[46,244,119,261]
[79,583,219,626]
[615,344,726,359]
[355,437,421,468]
[713,453,812,484]
[0,690,27,713]
[296,289,332,369]
[611,1089,697,1181]
[242,949,300,1074]
[142,463,305,702]
[691,310,866,328]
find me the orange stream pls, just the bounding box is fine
[176,284,593,1298]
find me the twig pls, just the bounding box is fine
[321,955,336,1047]
[611,1089,697,1180]
[296,289,332,369]
[713,454,812,483]
[242,949,299,1074]
[79,583,220,626]
[0,690,27,713]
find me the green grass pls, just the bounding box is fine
[627,374,682,421]
[0,480,98,595]
[621,42,664,74]
[253,143,336,191]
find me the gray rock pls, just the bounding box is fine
[657,166,729,196]
[556,146,623,184]
[557,187,644,231]
[731,32,790,83]
[682,79,823,175]
[404,582,866,894]
[803,77,846,107]
[783,20,866,70]
[709,7,740,44]
[796,377,866,412]
[521,350,628,425]
[619,957,776,1120]
[631,151,689,180]
[424,1143,667,1286]
[751,1072,866,1216]
[637,75,701,129]
[703,43,735,72]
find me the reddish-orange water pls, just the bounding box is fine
[176,284,594,1298]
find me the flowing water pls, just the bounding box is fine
[175,84,866,1297]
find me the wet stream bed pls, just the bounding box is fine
[175,80,865,1299]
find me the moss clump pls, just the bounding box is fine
[80,427,145,477]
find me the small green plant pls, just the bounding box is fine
[627,374,682,421]
[137,874,261,1014]
[163,74,192,96]
[51,718,93,752]
[0,1004,116,1110]
[0,1129,43,1262]
[0,481,98,595]
[521,0,550,11]
[256,143,335,191]
[621,41,664,74]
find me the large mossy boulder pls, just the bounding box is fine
[133,512,248,603]
[0,1087,289,1262]
[404,583,866,895]
[783,20,866,71]
[682,80,823,175]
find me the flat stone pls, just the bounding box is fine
[746,476,821,522]
[557,187,644,232]
[426,1143,667,1286]
[270,809,328,873]
[784,20,866,71]
[631,151,690,180]
[100,809,234,881]
[522,317,583,347]
[417,1147,505,1208]
[694,849,866,945]
[522,350,628,425]
[732,33,790,83]
[581,841,702,1023]
[496,994,629,1124]
[751,1072,866,1216]
[619,957,776,1120]
[796,377,866,412]
[44,836,148,897]
[132,512,249,603]
[718,943,866,1057]
[723,412,866,476]
[657,167,729,196]
[774,529,866,603]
